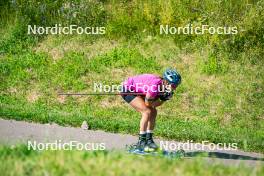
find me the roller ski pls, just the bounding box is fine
[126,143,185,158]
[126,133,185,158]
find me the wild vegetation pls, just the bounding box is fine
[0,145,263,176]
[0,0,264,154]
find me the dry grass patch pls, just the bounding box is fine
[57,95,66,104]
[35,36,119,60]
[100,96,123,108]
[26,90,41,103]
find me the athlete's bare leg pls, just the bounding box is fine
[128,96,156,132]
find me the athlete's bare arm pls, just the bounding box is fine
[144,93,156,107]
[151,99,164,107]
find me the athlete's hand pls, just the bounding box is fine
[160,91,174,101]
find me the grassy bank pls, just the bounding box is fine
[1,37,263,152]
[0,145,263,176]
[1,0,264,152]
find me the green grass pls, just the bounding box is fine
[0,145,263,176]
[1,0,264,154]
[1,38,264,152]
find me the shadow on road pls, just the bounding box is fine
[185,151,264,161]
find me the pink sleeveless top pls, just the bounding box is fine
[123,74,162,98]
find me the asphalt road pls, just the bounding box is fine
[0,118,263,167]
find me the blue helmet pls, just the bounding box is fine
[163,68,181,85]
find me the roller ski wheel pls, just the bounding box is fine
[126,144,185,158]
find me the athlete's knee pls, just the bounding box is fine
[141,107,152,116]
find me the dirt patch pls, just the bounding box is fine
[26,90,40,103]
[57,95,66,104]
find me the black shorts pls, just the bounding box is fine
[121,87,144,103]
[121,93,137,103]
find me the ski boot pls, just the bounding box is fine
[144,133,159,152]
[127,134,147,154]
